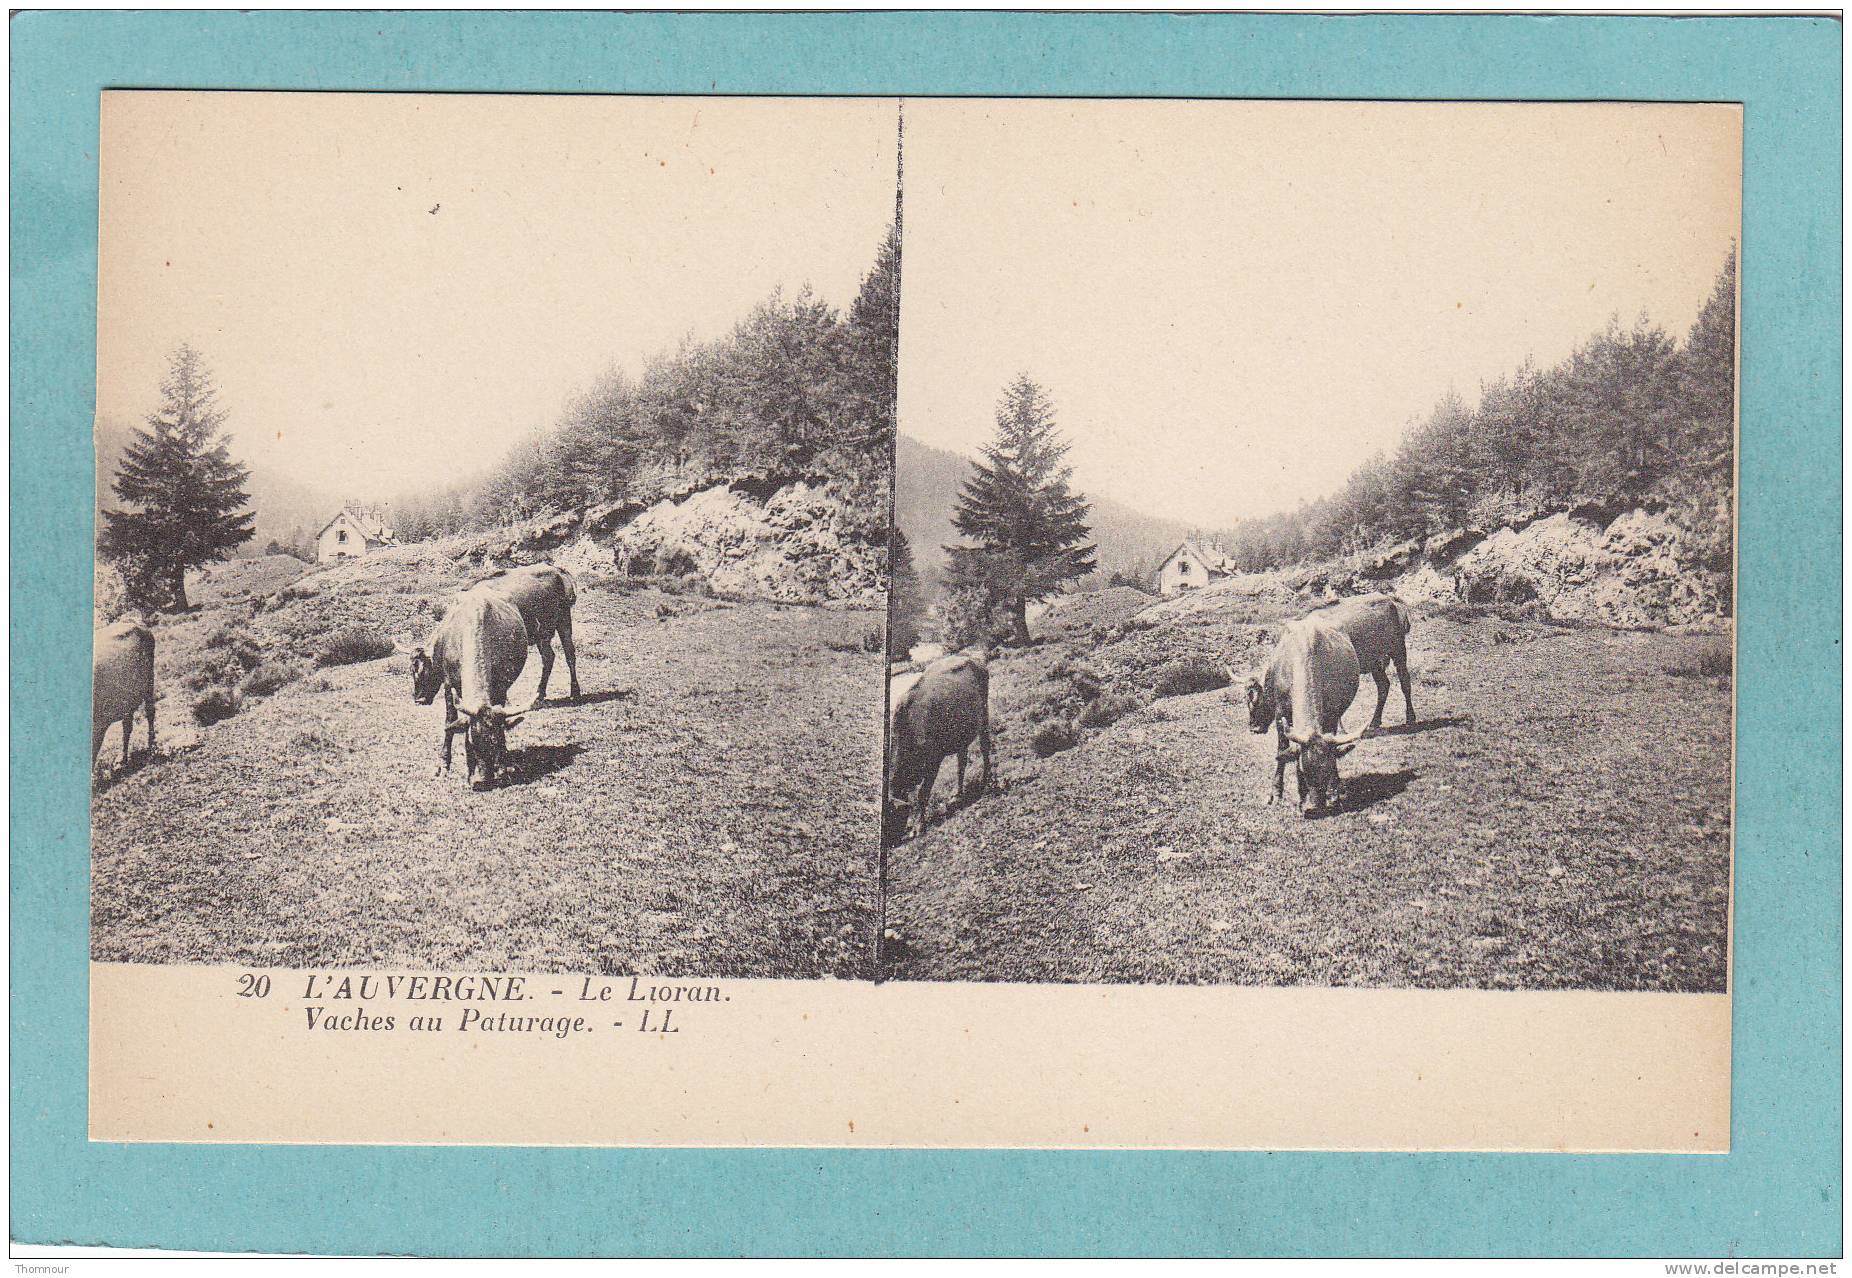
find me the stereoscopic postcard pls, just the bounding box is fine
[89,91,1736,1151]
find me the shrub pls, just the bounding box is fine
[315,627,394,668]
[201,625,265,672]
[1670,639,1733,680]
[1153,654,1231,699]
[1079,692,1142,730]
[240,661,301,697]
[191,685,243,725]
[1030,717,1079,757]
[182,648,250,691]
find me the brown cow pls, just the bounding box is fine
[93,620,156,769]
[426,585,530,790]
[1254,618,1367,814]
[886,650,992,841]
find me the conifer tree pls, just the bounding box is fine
[99,345,254,610]
[944,375,1096,646]
[886,527,925,660]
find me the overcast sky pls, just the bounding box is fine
[98,92,899,498]
[898,100,1741,530]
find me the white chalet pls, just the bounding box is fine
[1157,539,1236,597]
[316,506,396,564]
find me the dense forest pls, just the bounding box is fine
[1217,251,1736,584]
[390,221,899,544]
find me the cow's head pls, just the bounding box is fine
[1245,675,1272,733]
[451,705,524,790]
[410,650,443,705]
[1278,726,1366,814]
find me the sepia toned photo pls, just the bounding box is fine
[91,93,898,980]
[886,100,1738,993]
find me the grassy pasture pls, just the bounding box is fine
[93,561,883,978]
[886,607,1732,991]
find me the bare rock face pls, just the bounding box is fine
[1393,508,1727,627]
[1135,505,1728,631]
[545,480,883,606]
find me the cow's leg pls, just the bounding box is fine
[120,714,134,769]
[530,628,556,709]
[437,688,459,776]
[1271,718,1290,803]
[955,747,967,801]
[915,757,944,838]
[1393,645,1416,725]
[1369,667,1390,729]
[92,721,106,767]
[144,690,157,757]
[556,610,583,701]
[979,716,994,794]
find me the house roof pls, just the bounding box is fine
[317,506,395,543]
[1162,539,1235,575]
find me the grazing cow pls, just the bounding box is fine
[475,563,583,708]
[1252,618,1367,814]
[426,585,531,790]
[886,650,992,841]
[93,621,156,769]
[1306,592,1415,729]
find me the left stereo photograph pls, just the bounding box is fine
[90,92,899,981]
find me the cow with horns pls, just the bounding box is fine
[407,585,531,790]
[1247,617,1370,814]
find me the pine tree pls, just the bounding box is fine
[885,528,925,660]
[846,220,900,452]
[1676,246,1737,483]
[945,375,1097,646]
[99,345,254,610]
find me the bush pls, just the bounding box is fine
[1670,639,1733,680]
[1078,692,1142,730]
[315,627,395,668]
[240,661,301,697]
[1153,654,1231,699]
[191,685,243,725]
[1030,718,1079,757]
[203,624,266,672]
[1047,655,1105,702]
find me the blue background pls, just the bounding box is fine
[11,12,1840,1257]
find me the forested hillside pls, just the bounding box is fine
[1217,251,1736,591]
[390,223,899,547]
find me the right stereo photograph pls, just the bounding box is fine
[884,99,1739,993]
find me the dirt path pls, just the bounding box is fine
[92,587,884,977]
[887,616,1732,990]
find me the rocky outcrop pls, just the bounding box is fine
[1136,504,1729,631]
[506,479,880,606]
[1394,507,1726,628]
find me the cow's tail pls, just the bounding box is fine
[1389,595,1412,637]
[558,565,577,608]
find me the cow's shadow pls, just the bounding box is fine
[91,750,161,794]
[1360,714,1471,738]
[503,742,587,785]
[537,688,630,710]
[1305,768,1418,819]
